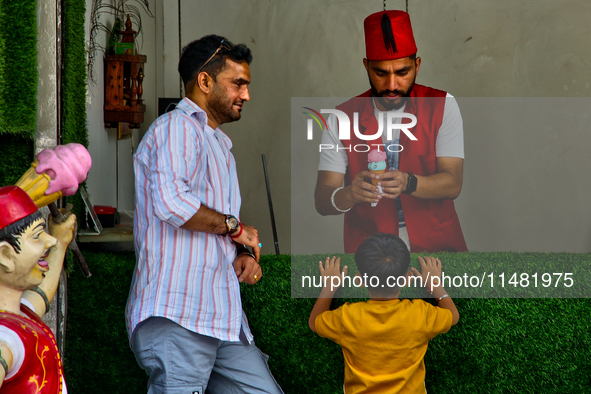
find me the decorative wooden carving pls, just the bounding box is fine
[120,14,136,44]
[104,54,146,130]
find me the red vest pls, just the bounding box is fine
[338,85,467,253]
[0,306,64,394]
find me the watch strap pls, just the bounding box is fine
[228,222,244,239]
[403,172,418,194]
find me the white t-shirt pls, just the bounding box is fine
[318,94,464,173]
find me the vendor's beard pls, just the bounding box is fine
[370,80,415,111]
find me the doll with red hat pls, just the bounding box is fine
[316,10,467,254]
[0,185,75,393]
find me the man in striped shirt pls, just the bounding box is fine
[126,35,283,394]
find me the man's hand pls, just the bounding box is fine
[181,206,262,261]
[374,170,408,199]
[315,158,463,216]
[319,256,348,294]
[350,171,383,205]
[231,224,260,262]
[233,253,262,284]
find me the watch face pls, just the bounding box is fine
[227,215,239,230]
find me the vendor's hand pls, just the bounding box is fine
[350,170,384,205]
[47,213,76,248]
[319,256,348,293]
[231,224,260,262]
[410,256,443,289]
[233,253,262,285]
[374,170,408,199]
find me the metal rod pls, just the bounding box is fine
[261,155,280,255]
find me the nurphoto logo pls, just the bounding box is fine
[302,107,418,152]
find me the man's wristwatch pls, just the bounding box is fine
[225,214,240,235]
[403,172,418,194]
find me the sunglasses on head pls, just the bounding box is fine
[198,39,233,74]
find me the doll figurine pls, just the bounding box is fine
[0,185,76,393]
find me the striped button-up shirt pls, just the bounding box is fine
[126,98,252,343]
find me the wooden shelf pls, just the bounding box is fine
[104,54,147,131]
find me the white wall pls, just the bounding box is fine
[84,1,157,212]
[86,0,591,254]
[408,1,591,252]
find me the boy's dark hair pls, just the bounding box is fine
[178,34,253,87]
[354,233,410,297]
[0,211,43,254]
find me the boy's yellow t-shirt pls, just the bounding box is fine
[315,298,452,394]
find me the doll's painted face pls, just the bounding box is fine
[4,218,57,290]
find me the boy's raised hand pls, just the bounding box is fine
[412,256,460,325]
[319,256,348,293]
[309,256,348,332]
[410,256,443,288]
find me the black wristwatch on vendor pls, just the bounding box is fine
[403,172,418,194]
[225,214,242,238]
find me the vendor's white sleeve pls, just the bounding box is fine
[436,94,464,159]
[318,114,348,174]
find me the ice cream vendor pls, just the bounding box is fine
[314,10,467,254]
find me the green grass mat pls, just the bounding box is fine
[65,251,148,393]
[65,252,591,393]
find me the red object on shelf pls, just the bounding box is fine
[94,205,116,215]
[94,205,116,228]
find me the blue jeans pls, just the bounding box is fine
[131,317,284,394]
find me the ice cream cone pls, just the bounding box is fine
[16,161,63,208]
[15,143,91,208]
[370,169,385,186]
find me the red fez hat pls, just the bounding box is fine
[364,10,417,61]
[0,186,38,230]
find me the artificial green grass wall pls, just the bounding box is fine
[0,0,37,136]
[0,0,37,187]
[0,134,34,187]
[0,0,88,194]
[66,252,591,393]
[62,0,89,149]
[61,0,89,220]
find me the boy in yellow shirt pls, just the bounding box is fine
[309,233,459,394]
